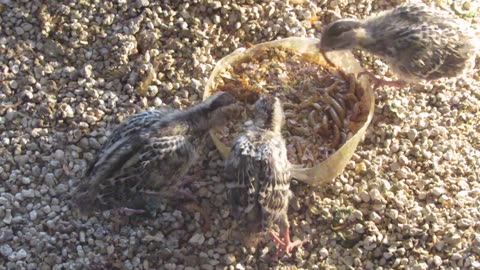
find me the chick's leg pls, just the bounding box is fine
[357,71,407,89]
[269,230,286,246]
[181,202,211,232]
[280,225,305,254]
[173,175,198,201]
[272,216,306,257]
[176,175,197,187]
[142,175,210,231]
[109,206,146,232]
[141,174,198,201]
[175,173,211,231]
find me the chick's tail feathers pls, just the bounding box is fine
[70,134,148,214]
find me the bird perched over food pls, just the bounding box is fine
[224,96,305,256]
[319,2,478,87]
[72,91,239,216]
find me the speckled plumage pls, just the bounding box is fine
[225,96,303,254]
[73,91,238,213]
[320,3,478,82]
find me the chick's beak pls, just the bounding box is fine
[208,102,242,128]
[222,102,243,119]
[317,40,332,52]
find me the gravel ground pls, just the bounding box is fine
[1,0,479,269]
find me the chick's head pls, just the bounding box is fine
[320,19,363,52]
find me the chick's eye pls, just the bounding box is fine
[327,20,360,37]
[329,25,349,37]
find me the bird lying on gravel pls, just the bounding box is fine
[319,2,478,88]
[225,96,306,257]
[72,91,240,219]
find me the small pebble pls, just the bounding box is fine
[0,244,13,257]
[189,233,205,245]
[29,210,37,221]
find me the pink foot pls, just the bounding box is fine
[269,230,307,258]
[357,71,407,89]
[142,189,196,202]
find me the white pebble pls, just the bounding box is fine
[21,177,31,185]
[388,209,399,219]
[15,248,27,260]
[354,223,365,234]
[457,218,472,228]
[54,149,65,160]
[29,210,37,221]
[408,129,418,142]
[189,232,205,245]
[432,187,445,196]
[433,255,442,266]
[370,212,382,223]
[319,247,329,259]
[22,189,35,198]
[235,263,245,270]
[107,245,114,255]
[359,190,370,202]
[82,64,93,78]
[369,188,383,202]
[0,244,13,257]
[399,155,409,165]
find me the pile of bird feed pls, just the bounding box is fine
[210,46,369,166]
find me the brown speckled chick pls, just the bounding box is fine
[319,2,478,87]
[72,92,238,216]
[225,96,305,256]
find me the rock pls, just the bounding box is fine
[3,210,12,224]
[387,209,398,220]
[29,210,37,221]
[235,263,245,270]
[359,191,370,202]
[432,187,445,196]
[224,254,236,265]
[0,244,13,257]
[319,248,329,259]
[189,233,205,245]
[22,189,35,198]
[54,149,65,160]
[55,184,68,194]
[407,129,418,143]
[433,255,442,266]
[21,177,31,185]
[14,248,27,260]
[354,223,365,234]
[370,212,382,223]
[457,218,472,228]
[0,229,14,243]
[369,188,383,202]
[107,246,114,255]
[82,64,93,78]
[60,103,75,118]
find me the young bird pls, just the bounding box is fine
[72,91,238,215]
[225,96,304,256]
[319,2,478,87]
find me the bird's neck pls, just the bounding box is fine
[263,111,283,134]
[269,117,282,134]
[176,106,208,130]
[183,105,226,133]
